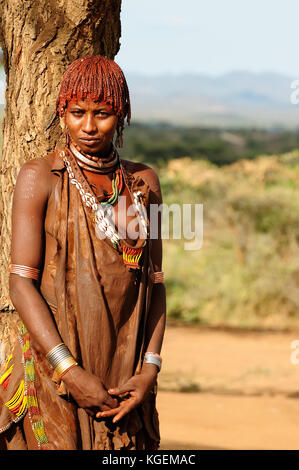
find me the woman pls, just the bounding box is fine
[0,55,166,450]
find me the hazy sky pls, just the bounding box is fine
[115,0,299,77]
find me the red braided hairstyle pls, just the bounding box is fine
[56,55,131,147]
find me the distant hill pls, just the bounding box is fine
[125,71,299,129]
[1,70,299,129]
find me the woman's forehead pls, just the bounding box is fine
[67,99,113,110]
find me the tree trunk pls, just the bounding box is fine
[0,0,122,360]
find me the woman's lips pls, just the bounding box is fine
[79,138,100,145]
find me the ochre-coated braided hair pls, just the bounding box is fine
[56,55,131,147]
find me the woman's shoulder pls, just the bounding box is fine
[15,151,59,198]
[120,158,161,195]
[19,150,57,174]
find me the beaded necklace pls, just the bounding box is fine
[68,141,123,204]
[101,168,124,205]
[60,149,148,265]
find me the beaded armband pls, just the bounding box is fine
[150,271,164,284]
[10,264,40,281]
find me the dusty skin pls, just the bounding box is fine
[157,325,299,450]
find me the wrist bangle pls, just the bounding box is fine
[46,343,78,379]
[145,352,162,362]
[46,343,64,360]
[55,357,78,379]
[144,352,162,372]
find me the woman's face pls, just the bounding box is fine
[64,99,118,155]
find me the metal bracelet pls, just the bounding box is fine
[145,351,162,362]
[10,264,40,281]
[150,271,165,284]
[55,357,78,379]
[144,353,162,372]
[46,343,74,370]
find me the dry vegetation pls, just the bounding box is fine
[160,150,299,330]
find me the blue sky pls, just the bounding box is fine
[115,0,299,78]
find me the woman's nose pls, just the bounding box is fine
[81,113,97,133]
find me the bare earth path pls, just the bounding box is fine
[157,325,299,450]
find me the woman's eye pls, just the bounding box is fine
[70,110,111,117]
[72,111,84,115]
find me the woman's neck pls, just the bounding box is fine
[69,140,119,174]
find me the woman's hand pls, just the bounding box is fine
[61,366,119,416]
[95,364,158,423]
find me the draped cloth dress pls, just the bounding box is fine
[0,147,160,450]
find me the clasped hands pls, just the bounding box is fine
[62,363,157,423]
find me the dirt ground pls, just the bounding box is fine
[157,325,299,450]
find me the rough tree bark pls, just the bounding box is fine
[0,0,122,359]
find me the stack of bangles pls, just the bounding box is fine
[10,264,40,280]
[144,352,162,372]
[46,343,78,380]
[150,271,164,284]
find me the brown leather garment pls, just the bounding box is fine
[0,147,160,450]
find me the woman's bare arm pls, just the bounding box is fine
[141,167,166,373]
[9,158,62,353]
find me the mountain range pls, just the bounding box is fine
[125,71,299,129]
